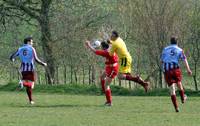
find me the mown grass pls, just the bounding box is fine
[0,91,200,126]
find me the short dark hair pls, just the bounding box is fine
[170,36,177,44]
[24,36,33,44]
[112,31,119,38]
[101,41,109,50]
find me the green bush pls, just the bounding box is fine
[0,82,200,96]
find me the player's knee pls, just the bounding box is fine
[169,84,176,95]
[105,77,112,85]
[177,82,183,90]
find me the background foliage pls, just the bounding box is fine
[0,0,199,91]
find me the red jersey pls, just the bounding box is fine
[95,50,118,65]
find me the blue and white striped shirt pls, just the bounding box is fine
[161,44,186,71]
[10,44,45,72]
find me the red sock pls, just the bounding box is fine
[105,89,112,103]
[125,74,135,81]
[179,90,185,102]
[171,95,178,110]
[26,87,33,102]
[125,74,144,85]
[101,78,106,93]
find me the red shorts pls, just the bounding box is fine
[105,64,119,79]
[21,71,35,82]
[164,68,182,86]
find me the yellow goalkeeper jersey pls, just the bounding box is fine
[109,37,132,73]
[109,37,131,58]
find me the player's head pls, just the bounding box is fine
[24,36,33,45]
[101,41,109,50]
[111,31,119,41]
[170,36,178,44]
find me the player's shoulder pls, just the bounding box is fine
[117,37,124,43]
[113,37,123,46]
[172,45,183,52]
[164,44,181,50]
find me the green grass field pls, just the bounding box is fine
[0,91,200,126]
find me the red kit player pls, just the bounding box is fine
[85,40,118,106]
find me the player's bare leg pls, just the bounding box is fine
[177,82,187,103]
[170,84,179,112]
[100,71,106,93]
[117,73,149,92]
[104,77,112,106]
[31,82,35,89]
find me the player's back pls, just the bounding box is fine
[110,37,131,58]
[18,44,34,63]
[18,44,36,71]
[161,44,185,64]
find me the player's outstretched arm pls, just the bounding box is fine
[85,40,96,53]
[184,59,192,76]
[32,47,47,67]
[10,50,19,62]
[181,50,192,76]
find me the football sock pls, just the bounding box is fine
[101,78,106,93]
[26,87,33,102]
[125,74,146,85]
[179,90,185,102]
[105,88,112,103]
[171,95,178,110]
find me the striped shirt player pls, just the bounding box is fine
[10,42,46,81]
[10,44,46,74]
[161,36,192,112]
[10,37,47,104]
[161,44,187,85]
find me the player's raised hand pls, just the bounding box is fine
[85,40,90,48]
[43,63,47,67]
[187,69,192,76]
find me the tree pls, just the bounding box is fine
[116,0,189,88]
[187,0,200,91]
[1,0,56,84]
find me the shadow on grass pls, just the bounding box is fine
[12,104,105,108]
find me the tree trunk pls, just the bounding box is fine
[70,65,73,84]
[89,65,91,85]
[82,67,85,84]
[64,64,67,84]
[37,71,41,84]
[92,65,96,85]
[74,70,78,84]
[129,81,131,89]
[119,79,121,87]
[193,63,198,91]
[56,66,59,84]
[159,68,163,88]
[39,0,55,84]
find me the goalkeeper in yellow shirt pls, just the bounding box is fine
[109,31,149,92]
